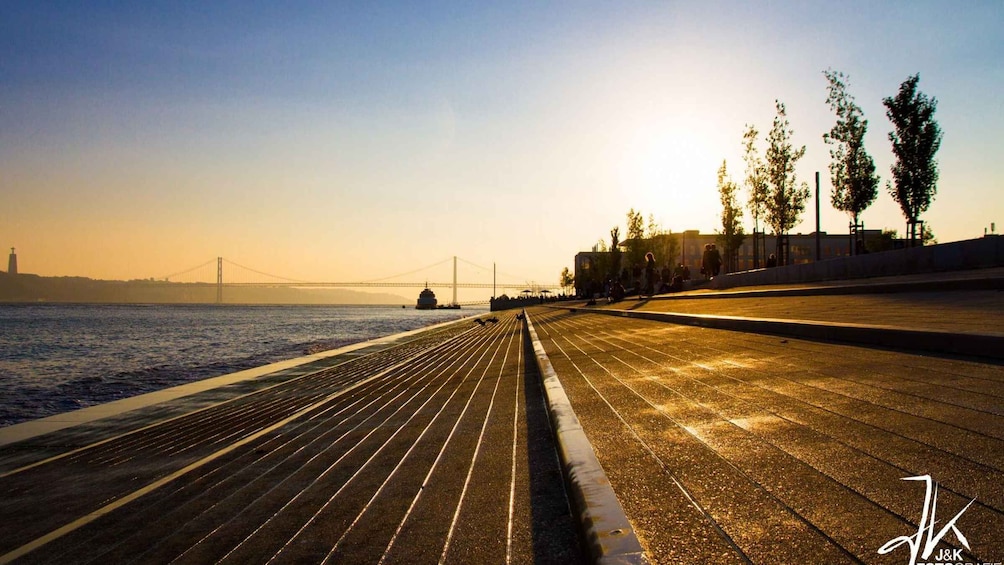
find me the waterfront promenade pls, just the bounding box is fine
[0,316,582,564]
[529,278,1002,564]
[1,271,1002,564]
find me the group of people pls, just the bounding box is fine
[489,293,565,311]
[639,252,690,297]
[581,244,790,303]
[646,242,763,294]
[701,244,722,280]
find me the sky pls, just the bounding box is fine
[2,1,1002,291]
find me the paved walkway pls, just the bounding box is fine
[0,314,582,564]
[605,289,1004,335]
[526,296,1004,564]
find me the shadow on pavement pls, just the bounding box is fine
[521,335,587,564]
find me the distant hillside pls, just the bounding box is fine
[0,272,411,305]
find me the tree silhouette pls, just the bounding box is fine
[559,267,574,293]
[716,160,745,272]
[624,208,646,269]
[765,101,810,265]
[883,74,942,245]
[823,69,879,252]
[645,217,679,270]
[742,124,769,267]
[609,226,622,280]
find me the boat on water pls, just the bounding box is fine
[415,287,460,310]
[416,288,437,309]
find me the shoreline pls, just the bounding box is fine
[0,312,476,445]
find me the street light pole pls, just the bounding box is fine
[815,171,821,261]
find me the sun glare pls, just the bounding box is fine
[618,122,724,231]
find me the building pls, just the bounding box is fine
[574,229,889,296]
[732,229,885,270]
[573,250,610,298]
[7,248,16,275]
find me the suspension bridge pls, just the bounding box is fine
[156,256,551,305]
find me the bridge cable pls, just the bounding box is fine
[158,258,218,281]
[357,256,454,283]
[222,259,309,283]
[456,257,533,285]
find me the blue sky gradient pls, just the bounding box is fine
[2,1,1002,288]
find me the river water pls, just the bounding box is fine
[0,303,477,427]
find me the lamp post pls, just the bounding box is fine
[815,172,821,261]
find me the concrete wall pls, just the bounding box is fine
[710,235,1004,289]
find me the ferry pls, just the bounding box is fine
[416,288,438,310]
[416,287,460,310]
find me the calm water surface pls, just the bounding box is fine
[0,303,477,427]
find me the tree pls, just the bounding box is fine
[765,101,810,266]
[609,226,622,280]
[716,160,745,272]
[866,229,899,253]
[883,74,943,246]
[624,208,646,269]
[559,267,574,294]
[922,223,937,245]
[742,124,769,268]
[648,214,659,242]
[645,218,679,269]
[823,69,879,253]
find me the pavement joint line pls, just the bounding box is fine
[433,318,520,563]
[214,321,501,564]
[0,358,416,565]
[0,315,476,450]
[523,310,647,565]
[212,323,497,564]
[323,317,507,561]
[559,307,1004,361]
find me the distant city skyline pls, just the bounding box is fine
[2,2,1002,284]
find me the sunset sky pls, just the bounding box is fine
[2,1,1002,290]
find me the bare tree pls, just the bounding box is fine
[765,101,810,266]
[823,69,879,253]
[883,74,942,245]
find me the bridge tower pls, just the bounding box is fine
[452,256,457,306]
[216,257,223,304]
